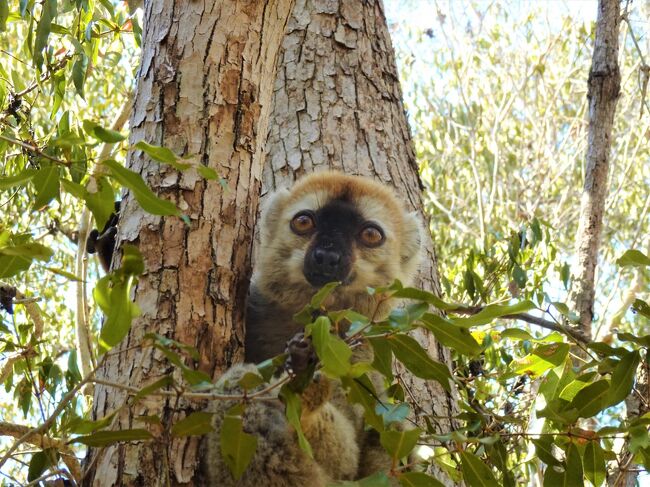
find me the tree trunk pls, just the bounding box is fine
[264,0,456,482]
[571,0,621,336]
[84,1,294,485]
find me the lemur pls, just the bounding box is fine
[205,171,423,486]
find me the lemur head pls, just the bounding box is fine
[254,171,423,315]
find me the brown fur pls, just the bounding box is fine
[205,172,423,486]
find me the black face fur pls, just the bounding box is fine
[293,198,384,288]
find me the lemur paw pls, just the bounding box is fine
[285,332,316,376]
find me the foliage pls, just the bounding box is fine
[0,0,649,486]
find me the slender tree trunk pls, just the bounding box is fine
[264,0,456,482]
[84,1,294,485]
[571,0,621,336]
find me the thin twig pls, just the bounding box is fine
[0,134,70,167]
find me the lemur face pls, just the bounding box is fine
[254,172,422,311]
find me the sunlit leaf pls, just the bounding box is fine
[513,343,570,377]
[617,249,650,267]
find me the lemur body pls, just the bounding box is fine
[206,172,423,486]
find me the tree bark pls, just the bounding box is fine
[263,0,456,482]
[84,1,294,485]
[571,0,621,335]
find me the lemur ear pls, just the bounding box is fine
[400,211,424,279]
[259,188,291,241]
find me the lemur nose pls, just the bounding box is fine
[313,248,341,269]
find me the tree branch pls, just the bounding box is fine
[449,305,589,343]
[570,0,621,335]
[0,422,82,482]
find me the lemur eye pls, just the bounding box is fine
[290,211,316,235]
[359,224,384,247]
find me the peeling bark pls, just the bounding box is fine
[263,0,457,482]
[84,1,294,485]
[571,0,621,335]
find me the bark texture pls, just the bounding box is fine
[263,0,456,482]
[571,0,621,334]
[85,1,294,485]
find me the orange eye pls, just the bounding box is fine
[359,224,384,247]
[290,211,316,235]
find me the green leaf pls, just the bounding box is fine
[95,275,141,350]
[420,313,482,356]
[399,472,445,487]
[368,337,393,379]
[512,264,527,288]
[560,262,571,289]
[617,332,650,347]
[72,53,89,98]
[103,159,179,216]
[347,472,391,487]
[564,443,584,487]
[1,242,54,261]
[617,249,650,267]
[27,449,58,481]
[451,300,535,327]
[73,429,153,446]
[500,328,535,341]
[583,441,605,487]
[543,465,565,486]
[134,376,174,401]
[388,334,451,391]
[0,169,37,189]
[133,140,184,166]
[569,380,609,418]
[532,436,561,466]
[171,411,214,437]
[390,285,455,311]
[0,0,8,31]
[32,165,60,209]
[605,350,640,407]
[380,428,421,461]
[341,375,384,431]
[33,0,56,68]
[558,372,598,401]
[513,343,570,377]
[280,386,313,457]
[310,281,340,308]
[632,299,650,319]
[94,126,127,143]
[61,178,116,230]
[460,451,500,487]
[308,316,351,377]
[121,244,145,276]
[219,404,258,480]
[237,372,264,390]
